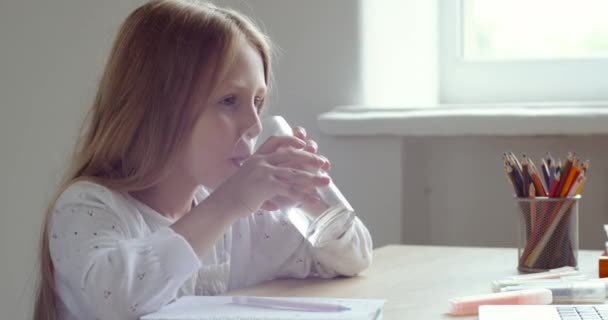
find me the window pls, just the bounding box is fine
[441,0,608,103]
[464,0,608,60]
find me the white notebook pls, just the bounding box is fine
[141,296,385,320]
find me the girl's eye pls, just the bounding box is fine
[220,95,237,107]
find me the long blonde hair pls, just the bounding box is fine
[33,1,271,319]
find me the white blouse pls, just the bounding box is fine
[49,181,373,320]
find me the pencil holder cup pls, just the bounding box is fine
[515,196,580,273]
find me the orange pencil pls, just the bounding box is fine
[561,160,581,198]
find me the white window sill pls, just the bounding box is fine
[317,102,608,137]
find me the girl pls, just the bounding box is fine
[33,1,372,319]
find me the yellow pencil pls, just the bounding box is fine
[574,176,587,195]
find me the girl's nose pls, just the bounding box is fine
[239,103,262,140]
[241,119,262,141]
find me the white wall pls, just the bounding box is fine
[0,1,142,319]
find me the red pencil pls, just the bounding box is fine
[548,171,561,197]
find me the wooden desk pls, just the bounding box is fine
[229,245,602,319]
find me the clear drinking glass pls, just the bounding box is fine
[233,116,356,247]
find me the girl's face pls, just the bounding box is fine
[177,39,266,189]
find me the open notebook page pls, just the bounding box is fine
[141,296,385,320]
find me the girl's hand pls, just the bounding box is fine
[260,126,331,211]
[293,126,330,170]
[212,134,331,216]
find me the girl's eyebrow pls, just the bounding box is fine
[224,80,267,94]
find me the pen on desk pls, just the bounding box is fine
[231,296,351,312]
[500,281,606,304]
[492,274,589,292]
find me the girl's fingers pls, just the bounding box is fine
[267,148,327,169]
[320,155,330,171]
[301,139,330,170]
[254,129,331,169]
[293,126,307,139]
[291,127,316,153]
[267,171,326,203]
[302,140,331,170]
[277,153,331,172]
[257,135,306,155]
[272,167,330,187]
[304,139,318,153]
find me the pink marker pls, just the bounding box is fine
[448,288,552,315]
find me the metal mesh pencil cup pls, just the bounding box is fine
[515,195,580,273]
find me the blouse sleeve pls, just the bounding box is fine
[230,210,372,287]
[309,217,373,277]
[49,183,201,320]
